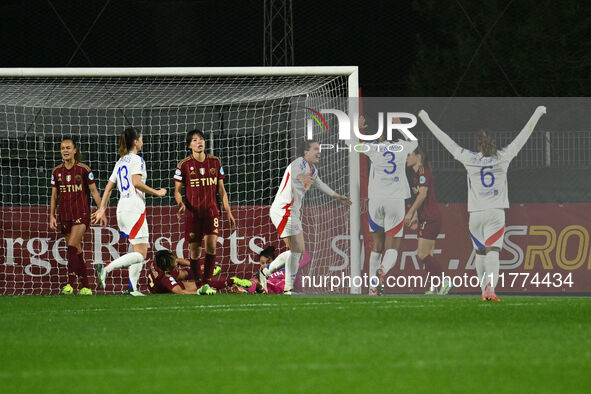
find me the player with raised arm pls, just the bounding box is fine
[419,106,546,301]
[50,138,104,295]
[92,127,167,296]
[270,140,351,294]
[174,129,236,296]
[357,116,418,296]
[405,146,449,295]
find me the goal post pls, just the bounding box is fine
[0,66,360,295]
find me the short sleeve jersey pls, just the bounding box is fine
[108,153,147,214]
[271,157,320,215]
[51,162,95,220]
[174,154,225,218]
[411,166,441,222]
[359,140,418,200]
[147,262,183,294]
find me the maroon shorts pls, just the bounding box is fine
[418,220,441,241]
[185,214,219,243]
[60,214,90,235]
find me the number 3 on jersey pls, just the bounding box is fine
[118,165,130,191]
[480,166,495,188]
[383,151,397,174]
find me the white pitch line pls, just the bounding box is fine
[2,299,448,315]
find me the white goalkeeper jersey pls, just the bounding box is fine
[419,107,545,212]
[108,152,147,214]
[359,140,418,200]
[271,157,335,215]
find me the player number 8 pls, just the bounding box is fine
[214,218,219,228]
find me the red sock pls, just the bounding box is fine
[202,253,216,285]
[422,255,442,276]
[209,277,230,290]
[77,253,89,288]
[66,246,78,287]
[190,259,202,284]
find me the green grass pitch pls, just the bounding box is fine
[1,295,590,393]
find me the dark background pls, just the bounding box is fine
[1,0,590,96]
[1,0,590,204]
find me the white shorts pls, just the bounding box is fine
[368,198,405,237]
[270,205,302,239]
[117,209,149,245]
[469,209,505,250]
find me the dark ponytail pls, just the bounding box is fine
[413,145,431,169]
[259,245,276,260]
[118,127,141,157]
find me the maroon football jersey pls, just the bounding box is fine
[147,262,183,294]
[411,166,441,222]
[51,162,95,221]
[173,154,225,218]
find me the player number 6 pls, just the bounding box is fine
[480,166,495,188]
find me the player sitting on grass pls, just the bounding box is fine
[150,249,251,294]
[148,249,199,294]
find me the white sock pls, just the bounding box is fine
[380,249,398,275]
[265,251,289,276]
[485,251,500,292]
[474,254,486,292]
[284,252,301,291]
[369,252,381,288]
[128,260,145,292]
[104,252,144,273]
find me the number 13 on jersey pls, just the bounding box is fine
[118,165,130,191]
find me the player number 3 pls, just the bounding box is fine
[382,151,397,174]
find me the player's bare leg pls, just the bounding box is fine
[483,246,501,301]
[368,231,384,296]
[281,236,291,249]
[284,232,304,294]
[67,224,91,294]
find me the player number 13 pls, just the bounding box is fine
[118,165,130,191]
